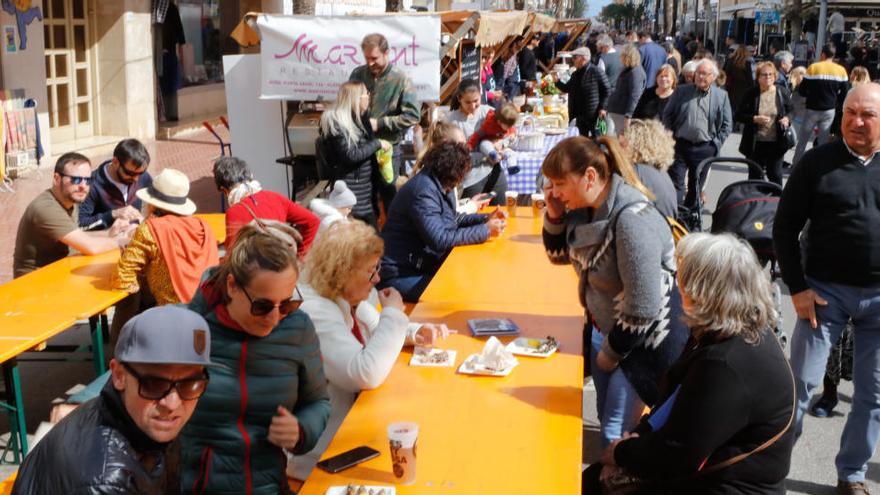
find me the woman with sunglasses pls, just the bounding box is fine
[181,221,330,495]
[289,220,452,480]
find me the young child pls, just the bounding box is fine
[467,102,519,173]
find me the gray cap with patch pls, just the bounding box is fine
[115,306,214,367]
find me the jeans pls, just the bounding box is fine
[590,328,644,447]
[789,276,880,482]
[793,108,835,166]
[667,140,717,207]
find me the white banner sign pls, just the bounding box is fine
[258,15,441,101]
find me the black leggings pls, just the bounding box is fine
[747,141,785,186]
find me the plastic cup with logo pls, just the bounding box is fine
[387,422,418,485]
[505,191,518,215]
[531,193,546,217]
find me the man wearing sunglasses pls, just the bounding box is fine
[79,138,153,231]
[12,306,215,494]
[13,152,134,278]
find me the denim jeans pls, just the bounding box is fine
[789,276,880,482]
[590,328,644,447]
[792,108,834,166]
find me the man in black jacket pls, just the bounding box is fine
[13,306,215,494]
[518,36,539,92]
[554,46,610,137]
[774,83,880,495]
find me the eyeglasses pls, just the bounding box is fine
[122,362,209,401]
[118,165,145,179]
[59,173,93,186]
[240,284,304,317]
[369,263,381,281]
[759,73,775,78]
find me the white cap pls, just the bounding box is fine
[329,180,357,209]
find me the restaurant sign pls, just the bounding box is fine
[258,14,441,101]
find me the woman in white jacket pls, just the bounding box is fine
[290,220,450,480]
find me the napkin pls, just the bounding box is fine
[479,336,518,371]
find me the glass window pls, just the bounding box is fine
[178,0,223,86]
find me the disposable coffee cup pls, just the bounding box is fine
[531,193,546,217]
[505,191,518,214]
[388,422,418,485]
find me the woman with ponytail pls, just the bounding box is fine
[541,135,688,447]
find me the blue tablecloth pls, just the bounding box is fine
[507,126,580,194]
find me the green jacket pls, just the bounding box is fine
[180,273,330,495]
[349,64,420,144]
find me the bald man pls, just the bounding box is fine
[774,83,880,495]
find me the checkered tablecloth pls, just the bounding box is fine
[507,126,580,194]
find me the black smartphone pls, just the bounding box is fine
[316,446,381,474]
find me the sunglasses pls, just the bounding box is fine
[122,362,209,401]
[59,173,93,186]
[240,284,304,317]
[119,165,145,179]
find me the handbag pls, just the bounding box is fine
[780,122,797,151]
[599,336,797,495]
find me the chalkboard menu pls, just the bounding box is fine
[459,40,482,84]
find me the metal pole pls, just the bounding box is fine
[816,0,828,61]
[715,0,721,50]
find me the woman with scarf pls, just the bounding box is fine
[213,156,319,254]
[113,168,219,339]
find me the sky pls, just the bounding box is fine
[586,0,612,18]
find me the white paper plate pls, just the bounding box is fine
[506,337,558,358]
[457,353,518,377]
[325,486,396,495]
[409,349,457,367]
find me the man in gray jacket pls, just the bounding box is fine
[662,59,732,209]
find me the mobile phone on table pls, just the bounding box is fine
[316,446,381,473]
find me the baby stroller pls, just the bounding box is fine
[697,156,788,346]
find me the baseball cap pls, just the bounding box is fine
[116,306,215,367]
[570,47,591,58]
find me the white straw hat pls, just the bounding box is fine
[136,168,197,216]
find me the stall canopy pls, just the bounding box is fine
[230,10,590,103]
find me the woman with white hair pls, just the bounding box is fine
[319,81,392,227]
[680,59,699,85]
[586,233,795,495]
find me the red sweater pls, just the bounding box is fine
[467,110,516,150]
[224,190,319,255]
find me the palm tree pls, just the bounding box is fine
[293,0,315,15]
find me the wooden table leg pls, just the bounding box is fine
[2,359,28,463]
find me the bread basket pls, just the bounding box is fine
[513,117,545,152]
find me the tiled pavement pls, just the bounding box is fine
[0,128,228,285]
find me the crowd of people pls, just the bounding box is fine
[6,22,880,495]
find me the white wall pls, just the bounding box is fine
[1,5,52,159]
[222,54,288,196]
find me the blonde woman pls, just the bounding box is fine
[850,66,871,87]
[622,119,678,219]
[788,66,808,128]
[734,61,792,185]
[607,44,647,135]
[319,81,391,227]
[633,64,677,121]
[291,220,451,479]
